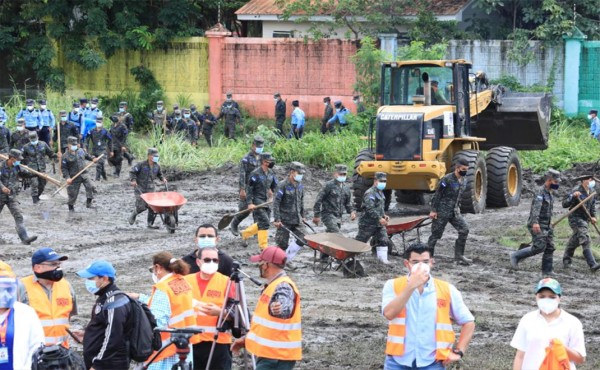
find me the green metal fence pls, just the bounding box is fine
[578,41,600,114]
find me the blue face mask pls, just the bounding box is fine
[376,182,386,190]
[85,279,100,294]
[294,174,303,182]
[153,156,160,163]
[197,237,217,249]
[589,181,596,190]
[14,161,21,166]
[70,145,78,151]
[31,140,38,145]
[184,114,191,118]
[255,147,264,154]
[119,108,125,113]
[336,176,347,183]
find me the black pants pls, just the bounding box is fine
[39,126,51,145]
[193,341,232,370]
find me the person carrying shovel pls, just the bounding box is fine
[561,173,600,271]
[61,136,98,212]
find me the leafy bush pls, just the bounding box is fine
[490,75,550,93]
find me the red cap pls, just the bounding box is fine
[250,246,287,265]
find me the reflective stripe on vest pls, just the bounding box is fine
[385,277,456,361]
[147,274,196,363]
[245,275,302,361]
[21,276,73,348]
[183,272,232,345]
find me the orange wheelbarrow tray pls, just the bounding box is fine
[140,191,187,233]
[304,233,371,277]
[385,215,432,254]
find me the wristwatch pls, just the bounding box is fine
[452,349,464,358]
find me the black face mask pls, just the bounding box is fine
[35,268,64,282]
[268,162,275,169]
[550,183,560,190]
[458,170,467,177]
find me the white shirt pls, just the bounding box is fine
[510,309,586,370]
[6,302,45,370]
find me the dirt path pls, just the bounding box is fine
[1,165,599,369]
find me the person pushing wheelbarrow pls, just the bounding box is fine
[128,147,167,229]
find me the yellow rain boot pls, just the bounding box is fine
[257,230,269,250]
[241,223,258,240]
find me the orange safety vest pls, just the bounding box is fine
[147,274,196,363]
[539,339,570,370]
[385,276,455,361]
[184,272,232,344]
[21,275,73,348]
[246,275,302,361]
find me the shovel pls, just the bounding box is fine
[217,201,272,230]
[51,154,104,197]
[0,153,67,198]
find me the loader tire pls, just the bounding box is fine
[486,146,522,207]
[395,190,426,205]
[453,150,487,214]
[352,149,375,210]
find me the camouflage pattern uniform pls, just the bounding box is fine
[525,186,556,273]
[85,125,112,181]
[129,153,165,227]
[199,107,218,147]
[355,186,389,249]
[55,119,79,153]
[61,139,96,209]
[562,183,600,269]
[175,117,198,144]
[274,94,286,136]
[0,124,10,154]
[0,150,37,243]
[230,137,264,233]
[152,101,168,135]
[321,99,334,134]
[427,172,469,257]
[313,179,353,233]
[218,104,242,140]
[273,174,306,251]
[21,137,56,200]
[11,124,30,150]
[114,107,135,165]
[246,161,277,232]
[108,118,128,177]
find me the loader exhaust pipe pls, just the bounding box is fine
[422,72,431,106]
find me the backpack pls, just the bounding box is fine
[31,344,86,370]
[108,291,162,362]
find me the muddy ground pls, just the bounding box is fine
[1,163,599,370]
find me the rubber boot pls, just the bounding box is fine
[86,198,93,208]
[454,242,472,265]
[17,226,37,245]
[582,249,600,271]
[510,246,535,270]
[257,230,269,250]
[68,205,75,212]
[147,213,159,229]
[32,196,40,204]
[376,246,390,264]
[102,169,108,181]
[241,223,258,240]
[128,210,138,225]
[541,255,554,277]
[230,218,240,236]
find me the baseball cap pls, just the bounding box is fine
[77,260,116,278]
[250,246,287,265]
[535,278,561,296]
[0,261,14,274]
[32,247,68,266]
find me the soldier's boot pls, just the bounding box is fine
[102,169,108,181]
[541,255,554,277]
[454,242,472,266]
[68,205,75,212]
[32,196,40,204]
[17,226,37,245]
[86,198,93,208]
[230,218,241,236]
[128,210,138,225]
[257,230,269,250]
[376,246,390,264]
[582,248,600,272]
[147,213,159,229]
[241,223,258,241]
[509,246,535,270]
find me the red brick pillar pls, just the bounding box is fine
[206,24,232,110]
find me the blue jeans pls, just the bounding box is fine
[384,356,445,370]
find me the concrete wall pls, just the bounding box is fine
[55,38,209,106]
[446,40,564,107]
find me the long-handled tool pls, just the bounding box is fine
[51,154,104,197]
[217,201,272,230]
[577,194,600,237]
[57,120,62,177]
[552,192,595,228]
[0,153,62,187]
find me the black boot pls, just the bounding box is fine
[68,204,75,212]
[541,254,554,276]
[86,198,93,208]
[32,196,40,204]
[582,249,600,271]
[147,213,159,229]
[454,241,472,265]
[128,210,138,225]
[17,227,37,245]
[510,246,535,269]
[230,218,240,236]
[102,170,108,181]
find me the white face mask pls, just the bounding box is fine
[60,116,67,122]
[97,124,103,129]
[353,100,358,104]
[70,145,78,151]
[151,273,159,284]
[274,98,278,102]
[537,297,559,314]
[40,105,47,110]
[119,108,125,112]
[17,126,24,131]
[27,105,34,111]
[588,114,593,120]
[200,261,219,275]
[74,108,79,113]
[324,102,328,106]
[589,180,596,189]
[91,104,97,109]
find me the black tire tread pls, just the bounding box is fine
[486,146,522,207]
[453,150,487,214]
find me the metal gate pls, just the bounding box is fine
[578,41,600,114]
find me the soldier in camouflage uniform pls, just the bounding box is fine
[114,102,135,165]
[321,97,334,134]
[230,136,265,236]
[218,101,242,140]
[510,169,561,276]
[273,162,307,261]
[199,105,218,147]
[175,108,198,145]
[11,119,30,150]
[55,110,79,153]
[241,152,277,250]
[0,149,37,244]
[108,115,128,178]
[355,172,391,264]
[21,131,56,203]
[128,148,167,229]
[313,164,356,260]
[151,100,169,135]
[85,116,111,181]
[0,116,10,154]
[427,157,472,265]
[561,174,600,271]
[61,136,98,211]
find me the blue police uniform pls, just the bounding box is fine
[81,108,102,140]
[16,109,41,131]
[0,107,8,122]
[67,111,83,135]
[38,109,56,145]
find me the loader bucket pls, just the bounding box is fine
[471,92,552,151]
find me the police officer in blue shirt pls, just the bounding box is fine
[81,98,102,141]
[0,104,8,123]
[327,100,350,132]
[16,99,41,132]
[37,99,56,146]
[67,103,83,138]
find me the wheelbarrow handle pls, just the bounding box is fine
[273,222,306,246]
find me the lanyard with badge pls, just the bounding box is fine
[0,309,11,364]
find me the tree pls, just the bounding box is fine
[351,37,389,104]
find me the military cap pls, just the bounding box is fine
[190,104,197,110]
[38,99,47,104]
[289,161,306,174]
[274,93,281,98]
[157,100,164,105]
[353,95,360,100]
[226,91,233,97]
[292,100,299,107]
[26,99,34,105]
[59,110,67,115]
[173,104,179,109]
[574,173,595,182]
[182,108,190,113]
[28,131,38,139]
[16,118,25,124]
[323,97,331,102]
[335,164,348,174]
[334,100,342,107]
[375,172,387,181]
[79,98,88,103]
[174,109,182,116]
[147,148,159,156]
[9,149,23,160]
[455,157,470,167]
[67,136,78,145]
[253,135,265,146]
[91,97,99,103]
[204,105,211,110]
[72,102,80,108]
[546,169,561,181]
[260,152,274,162]
[590,109,598,115]
[119,101,127,106]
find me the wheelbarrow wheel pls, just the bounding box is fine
[341,258,366,279]
[312,250,332,274]
[166,214,176,233]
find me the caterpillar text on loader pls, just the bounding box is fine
[353,59,552,213]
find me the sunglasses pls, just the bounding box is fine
[202,258,219,264]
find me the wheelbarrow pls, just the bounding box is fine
[384,215,432,255]
[140,191,187,233]
[304,233,371,278]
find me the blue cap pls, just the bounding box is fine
[32,248,68,266]
[535,278,561,296]
[76,260,116,279]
